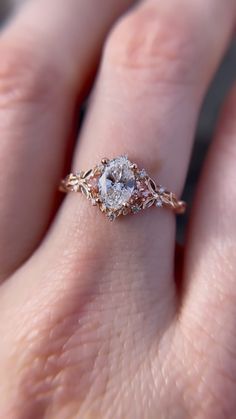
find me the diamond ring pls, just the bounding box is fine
[60,156,186,221]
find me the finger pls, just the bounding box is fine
[1,3,236,416]
[50,0,236,302]
[182,84,236,343]
[77,0,236,191]
[0,0,135,279]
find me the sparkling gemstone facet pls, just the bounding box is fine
[98,157,136,210]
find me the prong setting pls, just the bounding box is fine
[60,156,186,219]
[101,158,109,165]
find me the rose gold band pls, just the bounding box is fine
[60,156,186,221]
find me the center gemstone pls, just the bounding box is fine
[98,157,136,210]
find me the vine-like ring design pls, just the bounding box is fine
[60,156,186,221]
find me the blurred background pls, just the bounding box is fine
[0,0,236,240]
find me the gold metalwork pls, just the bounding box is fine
[60,157,186,220]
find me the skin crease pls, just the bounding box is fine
[0,0,236,418]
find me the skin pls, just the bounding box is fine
[0,0,236,417]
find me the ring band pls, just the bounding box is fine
[60,156,186,221]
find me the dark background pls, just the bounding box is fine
[1,1,236,240]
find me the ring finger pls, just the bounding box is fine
[50,0,236,298]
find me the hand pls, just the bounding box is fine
[0,0,236,417]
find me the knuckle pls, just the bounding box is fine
[0,40,61,110]
[104,3,196,85]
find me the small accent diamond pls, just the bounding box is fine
[155,199,163,208]
[140,169,147,179]
[159,187,166,194]
[107,213,116,222]
[132,206,141,214]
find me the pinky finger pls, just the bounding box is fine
[183,82,236,354]
[179,83,236,415]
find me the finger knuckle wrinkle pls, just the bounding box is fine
[105,5,195,85]
[0,41,58,109]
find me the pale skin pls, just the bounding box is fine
[0,0,236,417]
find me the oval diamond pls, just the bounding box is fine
[98,157,136,210]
